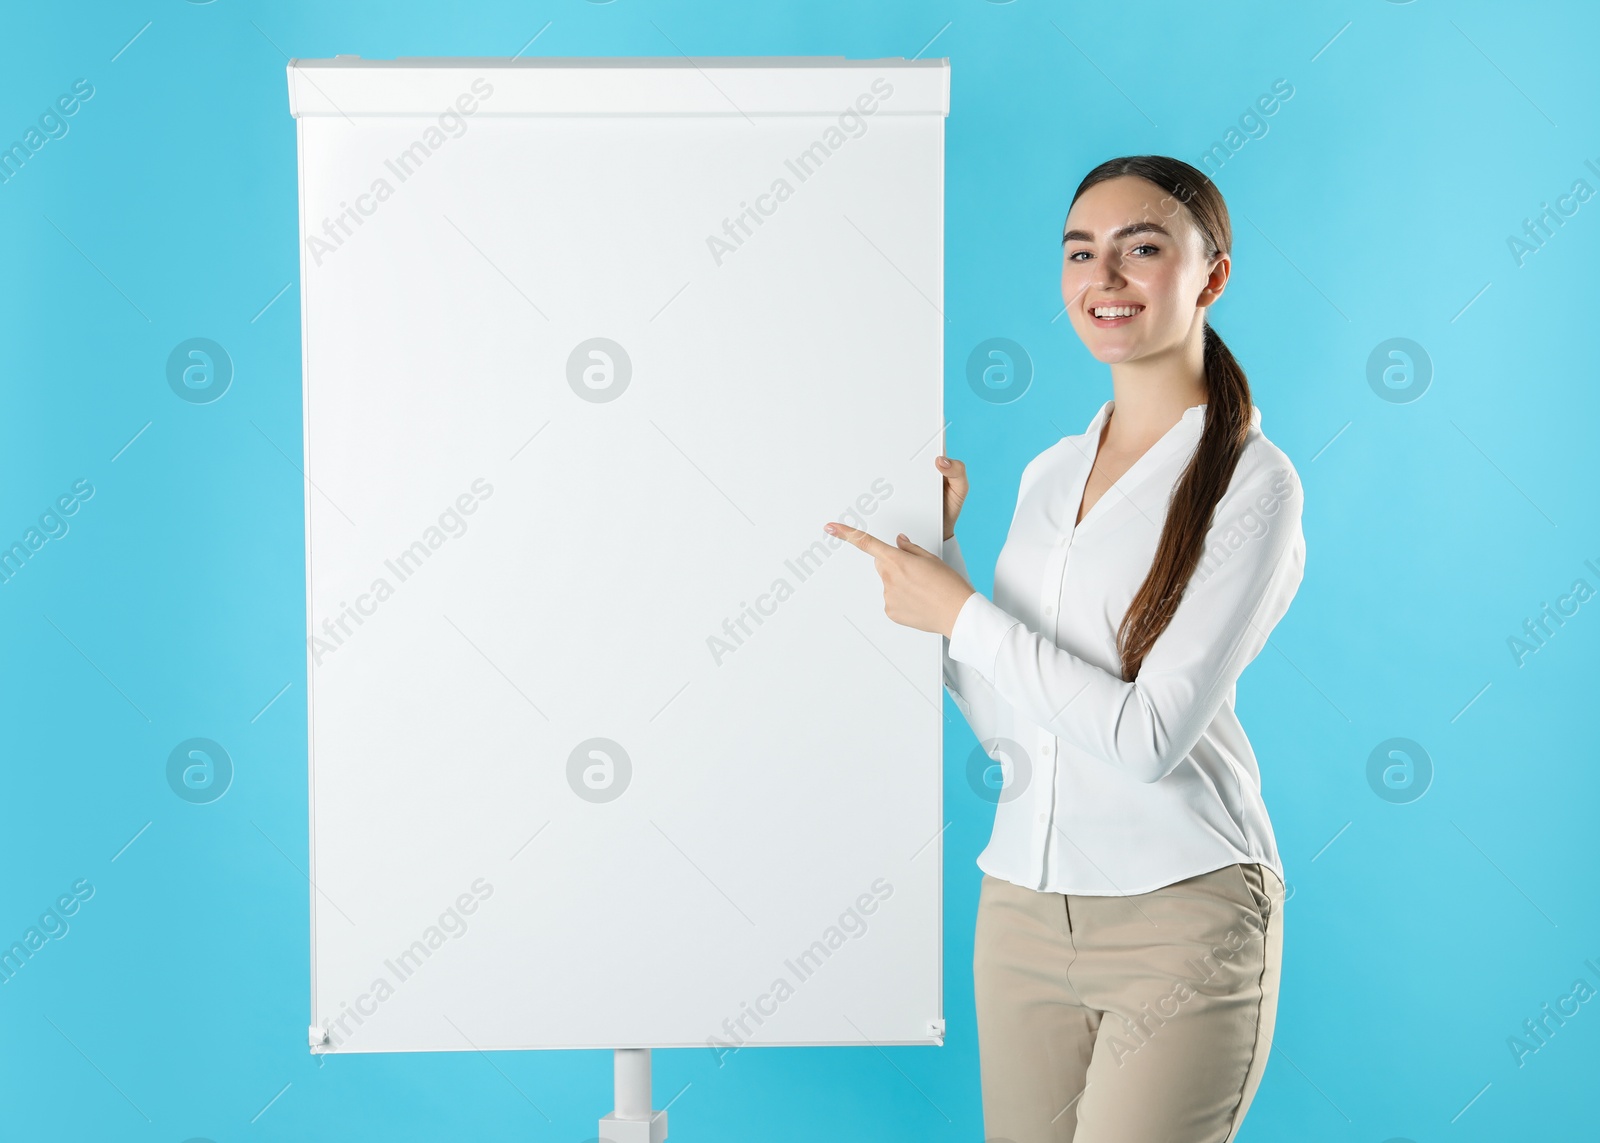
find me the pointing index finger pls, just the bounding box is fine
[825,522,895,558]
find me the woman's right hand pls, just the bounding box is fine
[937,451,967,541]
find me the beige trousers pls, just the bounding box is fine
[973,863,1284,1143]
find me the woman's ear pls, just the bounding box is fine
[1201,253,1231,303]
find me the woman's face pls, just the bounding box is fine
[1060,175,1227,365]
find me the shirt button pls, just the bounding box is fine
[1043,605,1054,616]
[1037,813,1046,823]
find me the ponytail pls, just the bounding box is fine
[1114,323,1251,680]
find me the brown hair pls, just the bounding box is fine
[1066,155,1253,681]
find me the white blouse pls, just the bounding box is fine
[943,399,1306,896]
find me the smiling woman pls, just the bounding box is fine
[958,156,1302,1143]
[835,154,1306,1143]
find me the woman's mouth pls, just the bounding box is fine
[1088,304,1144,328]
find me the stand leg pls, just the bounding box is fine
[598,1048,668,1143]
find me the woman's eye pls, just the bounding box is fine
[1063,245,1155,261]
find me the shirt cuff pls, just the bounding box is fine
[947,590,1022,684]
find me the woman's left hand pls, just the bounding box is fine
[824,523,976,638]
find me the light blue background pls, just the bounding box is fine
[4,1,1597,1140]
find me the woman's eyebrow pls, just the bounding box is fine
[1061,221,1172,243]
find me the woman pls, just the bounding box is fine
[826,155,1306,1143]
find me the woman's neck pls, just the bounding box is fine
[1104,334,1208,449]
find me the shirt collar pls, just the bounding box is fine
[1086,399,1261,436]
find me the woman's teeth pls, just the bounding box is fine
[1092,306,1142,318]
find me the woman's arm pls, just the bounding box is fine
[946,464,1306,784]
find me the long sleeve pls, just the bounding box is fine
[946,464,1306,784]
[940,534,1004,748]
